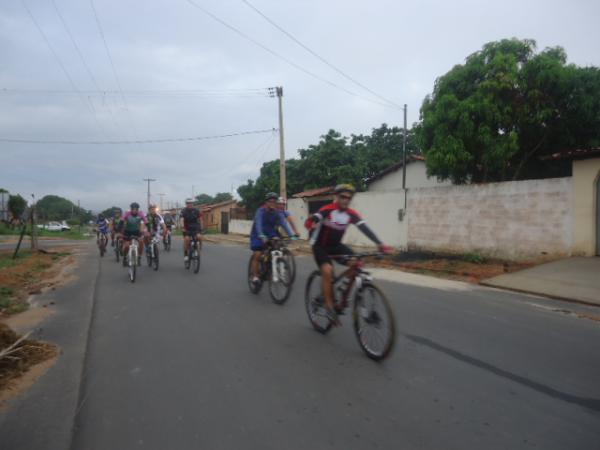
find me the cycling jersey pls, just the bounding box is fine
[112,218,125,233]
[147,213,165,233]
[306,202,381,247]
[250,206,293,251]
[181,207,201,230]
[123,211,147,234]
[96,218,109,234]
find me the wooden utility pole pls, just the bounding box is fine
[276,86,286,201]
[143,178,156,211]
[402,104,407,190]
[158,193,166,211]
[30,194,38,250]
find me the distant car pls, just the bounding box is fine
[38,221,71,231]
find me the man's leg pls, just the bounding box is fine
[320,262,335,311]
[252,250,263,279]
[184,235,190,257]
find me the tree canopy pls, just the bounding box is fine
[237,124,419,211]
[194,192,233,206]
[8,194,27,219]
[418,38,600,183]
[36,195,92,222]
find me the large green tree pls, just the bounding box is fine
[418,38,600,183]
[36,195,91,222]
[8,194,27,220]
[213,192,233,203]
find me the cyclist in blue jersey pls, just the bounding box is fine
[96,214,110,243]
[249,192,296,288]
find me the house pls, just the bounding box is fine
[200,199,239,233]
[366,155,451,192]
[543,147,600,256]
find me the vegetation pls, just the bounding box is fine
[194,192,234,206]
[36,195,93,223]
[417,38,600,183]
[238,125,419,211]
[8,194,27,220]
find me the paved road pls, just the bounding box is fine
[69,241,600,450]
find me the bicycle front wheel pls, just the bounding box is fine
[192,248,200,274]
[269,257,292,305]
[282,248,296,284]
[353,282,395,361]
[304,270,333,334]
[153,244,159,271]
[129,248,137,283]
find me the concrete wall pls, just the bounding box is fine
[229,219,253,236]
[288,193,408,248]
[407,178,573,260]
[572,158,600,256]
[368,161,451,192]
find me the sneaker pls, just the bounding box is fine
[184,255,189,262]
[326,307,341,326]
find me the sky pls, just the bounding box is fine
[1,0,599,212]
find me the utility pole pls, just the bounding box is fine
[30,194,38,250]
[157,193,166,211]
[402,104,407,190]
[143,178,156,210]
[269,86,287,201]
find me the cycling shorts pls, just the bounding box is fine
[312,243,353,267]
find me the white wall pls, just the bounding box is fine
[288,193,407,248]
[368,161,451,192]
[407,177,573,260]
[229,219,253,236]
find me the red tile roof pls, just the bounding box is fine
[292,186,336,198]
[542,147,600,161]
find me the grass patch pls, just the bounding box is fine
[0,223,91,240]
[0,251,32,269]
[463,252,486,264]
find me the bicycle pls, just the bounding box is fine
[97,231,108,257]
[184,232,202,274]
[280,240,296,284]
[125,237,141,283]
[114,235,123,263]
[163,228,172,252]
[146,233,160,271]
[247,238,293,304]
[305,252,395,360]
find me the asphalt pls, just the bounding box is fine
[3,239,600,449]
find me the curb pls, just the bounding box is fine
[479,281,600,308]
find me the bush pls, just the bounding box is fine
[463,252,486,264]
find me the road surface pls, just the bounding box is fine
[64,240,600,450]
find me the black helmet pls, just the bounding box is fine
[265,192,278,201]
[98,214,105,220]
[334,184,356,195]
[130,202,140,209]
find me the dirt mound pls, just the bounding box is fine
[0,323,58,392]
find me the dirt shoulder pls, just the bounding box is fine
[206,233,544,284]
[0,245,81,406]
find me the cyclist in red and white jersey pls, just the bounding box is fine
[305,184,392,323]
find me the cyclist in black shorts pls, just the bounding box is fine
[305,184,392,323]
[181,198,203,263]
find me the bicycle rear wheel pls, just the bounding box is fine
[353,282,395,360]
[304,270,333,334]
[115,238,120,262]
[269,258,292,304]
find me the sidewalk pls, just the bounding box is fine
[481,257,600,306]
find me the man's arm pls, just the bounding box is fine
[255,208,266,238]
[277,211,294,237]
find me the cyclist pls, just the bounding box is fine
[145,204,167,253]
[181,198,203,263]
[110,208,124,247]
[96,214,110,244]
[163,212,175,245]
[276,196,300,237]
[304,184,392,324]
[249,192,296,288]
[121,202,148,266]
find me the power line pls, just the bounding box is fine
[242,0,402,110]
[50,0,124,136]
[0,128,277,145]
[0,88,271,98]
[89,0,139,140]
[184,0,393,109]
[20,0,109,138]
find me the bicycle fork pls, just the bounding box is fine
[271,250,283,282]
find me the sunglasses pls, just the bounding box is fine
[339,194,353,200]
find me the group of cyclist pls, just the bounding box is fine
[96,183,391,326]
[95,198,203,265]
[250,184,392,324]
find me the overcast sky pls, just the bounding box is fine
[1,0,599,211]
